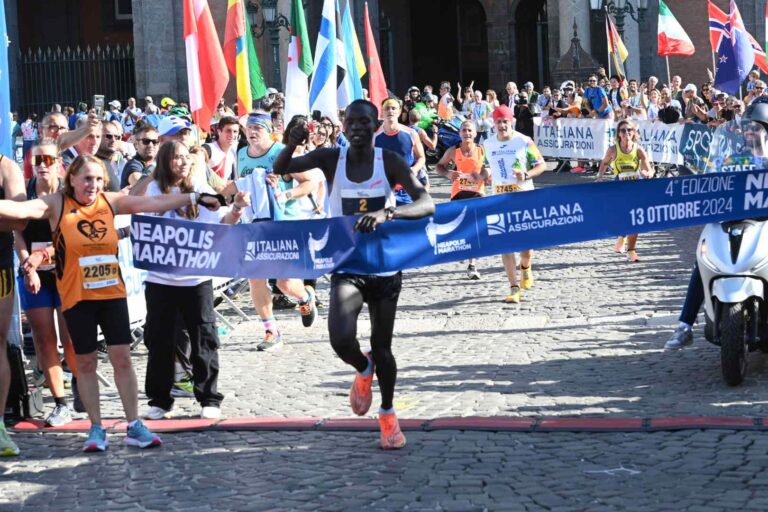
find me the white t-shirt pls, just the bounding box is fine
[143,181,228,286]
[484,133,544,193]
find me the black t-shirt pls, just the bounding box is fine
[120,155,153,189]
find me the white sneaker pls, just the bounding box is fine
[201,406,221,419]
[143,406,171,420]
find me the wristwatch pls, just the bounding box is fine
[384,206,397,221]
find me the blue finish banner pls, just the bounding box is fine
[131,170,768,279]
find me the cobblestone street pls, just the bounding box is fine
[3,169,767,511]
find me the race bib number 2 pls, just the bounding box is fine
[79,255,120,290]
[340,189,387,216]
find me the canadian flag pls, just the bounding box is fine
[184,0,228,132]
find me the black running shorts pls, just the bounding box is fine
[330,272,403,304]
[63,298,132,355]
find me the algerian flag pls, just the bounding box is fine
[657,0,695,57]
[284,0,313,123]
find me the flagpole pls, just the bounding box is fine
[605,11,612,77]
[712,51,716,80]
[665,57,671,86]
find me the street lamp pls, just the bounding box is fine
[589,0,648,36]
[245,0,291,92]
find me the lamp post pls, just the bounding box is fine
[589,0,648,37]
[245,0,291,93]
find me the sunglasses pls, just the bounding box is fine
[103,134,120,140]
[619,128,635,133]
[44,125,67,132]
[140,138,159,145]
[31,155,57,167]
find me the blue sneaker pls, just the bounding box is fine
[125,420,162,449]
[82,425,108,452]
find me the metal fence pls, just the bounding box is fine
[16,44,135,117]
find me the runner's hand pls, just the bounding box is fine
[354,210,387,233]
[21,252,43,274]
[265,173,279,188]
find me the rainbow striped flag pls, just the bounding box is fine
[224,0,266,115]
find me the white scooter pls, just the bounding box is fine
[697,117,768,386]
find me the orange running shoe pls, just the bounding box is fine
[349,351,374,416]
[379,411,406,450]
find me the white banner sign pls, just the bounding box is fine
[534,118,685,165]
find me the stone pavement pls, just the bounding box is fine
[3,167,768,511]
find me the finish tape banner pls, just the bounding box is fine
[534,117,700,166]
[131,170,768,279]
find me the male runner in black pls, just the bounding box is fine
[273,100,434,449]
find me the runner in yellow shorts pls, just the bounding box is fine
[596,118,654,261]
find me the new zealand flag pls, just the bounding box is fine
[715,0,755,95]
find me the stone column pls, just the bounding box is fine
[131,0,186,100]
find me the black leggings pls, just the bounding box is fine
[328,273,402,410]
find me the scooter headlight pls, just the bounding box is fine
[699,239,722,272]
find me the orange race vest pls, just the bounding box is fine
[54,193,126,311]
[450,144,486,198]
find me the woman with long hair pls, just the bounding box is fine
[596,119,655,261]
[141,141,249,422]
[14,139,78,426]
[0,154,226,451]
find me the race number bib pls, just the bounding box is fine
[618,172,640,181]
[31,242,55,271]
[457,175,481,192]
[494,183,521,194]
[341,189,387,216]
[79,255,120,290]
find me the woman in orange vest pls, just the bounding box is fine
[435,120,489,280]
[0,154,223,452]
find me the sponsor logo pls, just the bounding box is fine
[77,219,108,241]
[308,228,334,270]
[425,206,472,255]
[244,238,300,262]
[486,203,585,235]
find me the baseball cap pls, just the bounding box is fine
[562,80,575,90]
[524,82,534,88]
[408,85,420,93]
[109,100,121,109]
[684,83,697,93]
[266,87,278,95]
[160,97,177,108]
[158,115,192,137]
[493,105,515,121]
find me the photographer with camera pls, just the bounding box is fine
[400,86,422,124]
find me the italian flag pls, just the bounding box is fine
[657,0,695,57]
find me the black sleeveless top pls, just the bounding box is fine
[0,155,14,268]
[21,177,60,284]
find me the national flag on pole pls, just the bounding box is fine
[0,2,12,157]
[715,0,755,95]
[364,2,387,116]
[184,0,229,132]
[708,1,728,52]
[335,0,352,109]
[710,1,767,74]
[657,0,694,56]
[340,0,364,102]
[309,0,338,120]
[605,12,627,80]
[224,0,258,114]
[284,0,313,123]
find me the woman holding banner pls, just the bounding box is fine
[0,154,225,452]
[596,119,654,262]
[141,141,249,422]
